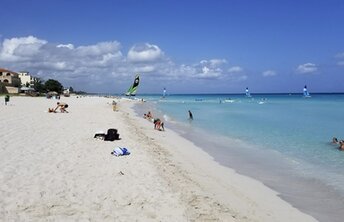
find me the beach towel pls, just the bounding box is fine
[94,131,106,140]
[111,147,130,156]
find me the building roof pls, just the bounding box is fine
[0,68,19,76]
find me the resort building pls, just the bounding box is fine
[0,68,21,87]
[0,68,21,93]
[18,71,36,87]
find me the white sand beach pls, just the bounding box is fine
[0,96,317,222]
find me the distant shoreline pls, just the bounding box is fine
[83,92,344,97]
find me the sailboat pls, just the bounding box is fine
[245,87,252,97]
[303,85,311,98]
[162,87,166,98]
[125,74,140,96]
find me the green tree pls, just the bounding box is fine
[44,79,63,94]
[0,82,7,93]
[33,78,45,93]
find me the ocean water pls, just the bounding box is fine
[134,93,344,221]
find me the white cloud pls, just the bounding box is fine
[179,64,197,75]
[236,75,248,81]
[202,66,210,74]
[225,66,247,81]
[335,52,344,66]
[335,52,344,58]
[133,65,156,73]
[57,44,74,49]
[192,59,227,79]
[296,63,318,74]
[262,70,277,77]
[127,43,163,62]
[228,66,243,73]
[200,59,227,67]
[0,36,126,85]
[76,41,121,57]
[176,62,246,81]
[209,59,227,66]
[0,36,47,62]
[0,35,245,92]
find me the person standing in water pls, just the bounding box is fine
[188,110,193,120]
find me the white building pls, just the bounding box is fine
[18,71,36,87]
[63,88,70,96]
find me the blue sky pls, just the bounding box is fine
[0,0,343,93]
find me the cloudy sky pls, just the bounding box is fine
[1,0,343,94]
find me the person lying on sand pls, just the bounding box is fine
[54,102,69,113]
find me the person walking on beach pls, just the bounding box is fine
[4,95,10,105]
[188,110,193,120]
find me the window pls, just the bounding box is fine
[4,79,9,83]
[0,72,2,76]
[6,73,11,76]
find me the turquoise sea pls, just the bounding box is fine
[134,93,344,222]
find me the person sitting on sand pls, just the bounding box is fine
[153,118,165,131]
[146,111,153,119]
[54,102,69,113]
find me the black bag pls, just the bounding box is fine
[105,128,120,141]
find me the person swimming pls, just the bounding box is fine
[339,140,344,151]
[332,137,339,144]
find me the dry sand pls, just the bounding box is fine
[0,96,317,221]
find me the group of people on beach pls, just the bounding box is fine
[143,111,165,131]
[48,102,69,113]
[332,137,344,150]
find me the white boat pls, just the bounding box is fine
[245,87,252,97]
[162,87,166,98]
[303,85,311,98]
[223,98,235,103]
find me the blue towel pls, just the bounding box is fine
[112,147,130,156]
